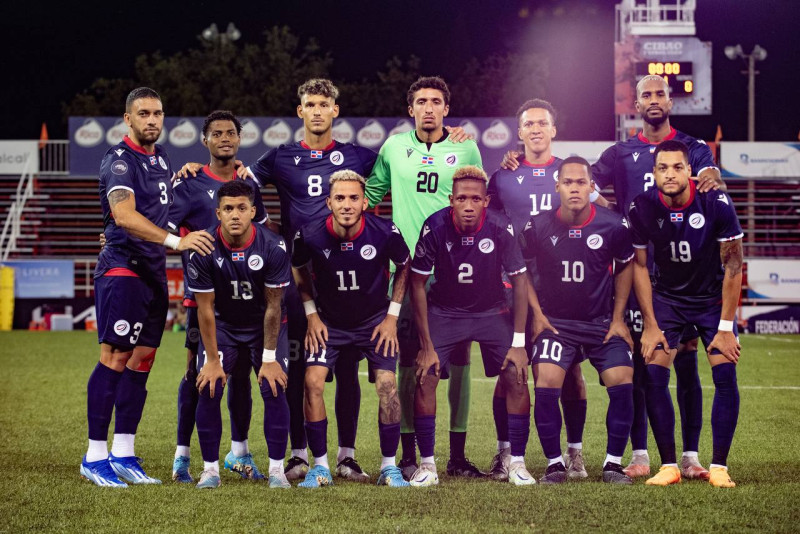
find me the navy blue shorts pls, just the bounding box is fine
[197,319,290,375]
[95,274,167,349]
[653,293,738,354]
[532,317,633,374]
[306,313,397,375]
[627,301,697,346]
[184,306,200,353]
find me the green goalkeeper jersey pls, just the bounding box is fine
[366,129,483,257]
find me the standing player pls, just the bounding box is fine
[521,157,636,485]
[81,87,214,487]
[366,76,484,479]
[168,111,271,482]
[628,140,743,488]
[187,180,292,489]
[292,170,411,488]
[409,166,533,486]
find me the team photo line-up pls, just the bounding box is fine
[81,73,742,490]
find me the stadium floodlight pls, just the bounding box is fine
[202,23,241,44]
[725,44,768,141]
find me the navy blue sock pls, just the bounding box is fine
[606,383,634,457]
[195,378,223,462]
[645,365,676,464]
[493,396,509,442]
[334,357,360,448]
[286,351,307,451]
[534,387,563,460]
[227,364,252,443]
[710,363,739,466]
[400,433,417,462]
[176,376,198,447]
[414,415,436,458]
[674,350,703,452]
[631,356,649,450]
[87,363,123,441]
[449,431,466,460]
[114,368,149,435]
[561,398,587,444]
[379,422,401,458]
[261,386,289,460]
[305,418,328,460]
[508,414,530,458]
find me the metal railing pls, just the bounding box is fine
[39,140,70,175]
[0,159,35,261]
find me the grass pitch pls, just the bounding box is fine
[0,332,798,533]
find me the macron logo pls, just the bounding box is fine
[632,152,640,162]
[550,236,558,246]
[323,249,331,259]
[294,156,301,166]
[215,257,224,267]
[516,175,524,184]
[207,190,214,199]
[717,194,729,205]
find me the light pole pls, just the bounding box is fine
[724,44,767,141]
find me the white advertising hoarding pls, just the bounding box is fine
[746,258,800,301]
[721,142,800,178]
[0,141,39,174]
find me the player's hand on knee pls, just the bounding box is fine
[179,230,215,256]
[371,316,398,357]
[501,347,529,385]
[415,349,440,384]
[176,162,203,179]
[444,125,474,143]
[197,359,226,398]
[605,318,633,349]
[532,312,558,340]
[708,331,741,364]
[258,362,287,396]
[305,314,328,353]
[641,326,669,364]
[500,150,522,171]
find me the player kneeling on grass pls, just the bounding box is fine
[522,157,636,485]
[292,170,412,488]
[188,180,293,489]
[409,166,533,486]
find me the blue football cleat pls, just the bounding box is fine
[223,451,265,480]
[297,465,334,488]
[376,465,410,487]
[268,467,291,489]
[172,455,193,483]
[80,456,128,488]
[108,454,162,484]
[196,469,221,489]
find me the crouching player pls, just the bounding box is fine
[409,166,533,486]
[187,180,292,489]
[292,170,411,488]
[522,156,636,484]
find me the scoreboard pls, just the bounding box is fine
[634,61,694,96]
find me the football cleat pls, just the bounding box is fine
[539,461,568,485]
[224,451,265,480]
[298,465,334,488]
[376,465,410,487]
[109,454,161,484]
[602,462,633,485]
[80,456,128,488]
[409,463,439,487]
[488,447,510,481]
[284,455,309,481]
[446,457,486,478]
[397,458,418,481]
[708,467,736,488]
[508,461,536,486]
[172,455,193,483]
[336,456,370,482]
[196,469,221,489]
[268,467,291,489]
[645,465,681,486]
[565,447,588,479]
[623,454,651,478]
[681,456,710,480]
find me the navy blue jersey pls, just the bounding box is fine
[95,136,174,282]
[186,223,291,345]
[521,205,634,322]
[592,128,717,217]
[168,165,267,303]
[411,207,526,316]
[488,156,562,233]
[248,141,378,243]
[292,213,410,329]
[628,180,743,302]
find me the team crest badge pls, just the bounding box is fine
[478,238,495,253]
[158,156,167,170]
[330,151,344,165]
[111,160,128,175]
[113,320,130,336]
[188,264,199,279]
[360,244,376,259]
[444,153,458,167]
[248,254,264,270]
[586,234,603,250]
[689,213,705,229]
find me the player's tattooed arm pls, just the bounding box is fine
[721,238,744,276]
[259,286,288,396]
[708,239,744,363]
[107,188,132,208]
[694,166,726,193]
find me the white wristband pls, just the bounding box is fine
[511,332,526,348]
[262,348,277,363]
[303,300,318,316]
[718,319,734,332]
[163,233,180,250]
[387,301,402,317]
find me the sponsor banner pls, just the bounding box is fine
[1,260,74,298]
[69,117,522,175]
[739,305,800,335]
[0,141,39,174]
[720,142,800,177]
[746,259,800,300]
[166,268,184,302]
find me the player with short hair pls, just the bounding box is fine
[292,170,411,488]
[521,157,636,485]
[408,166,533,486]
[81,87,214,487]
[628,140,743,488]
[366,76,485,480]
[187,179,292,489]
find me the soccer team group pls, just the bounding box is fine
[80,74,743,490]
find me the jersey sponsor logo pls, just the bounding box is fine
[277,240,287,252]
[248,255,264,270]
[550,236,558,246]
[462,236,474,246]
[341,242,354,251]
[516,175,524,184]
[294,156,301,166]
[360,244,377,259]
[406,148,414,158]
[329,151,344,166]
[114,320,131,336]
[232,252,245,261]
[421,156,434,165]
[478,238,495,253]
[717,193,729,205]
[532,168,545,177]
[587,234,604,249]
[323,248,331,259]
[632,152,641,162]
[657,218,665,228]
[207,190,214,199]
[670,213,684,222]
[158,156,168,170]
[111,160,128,175]
[689,213,705,229]
[569,229,581,238]
[444,153,458,167]
[422,224,430,237]
[149,156,157,165]
[416,243,426,257]
[215,257,224,268]
[114,149,124,156]
[446,241,453,251]
[188,264,199,279]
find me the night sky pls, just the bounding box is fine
[4,0,798,142]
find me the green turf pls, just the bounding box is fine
[1,332,798,533]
